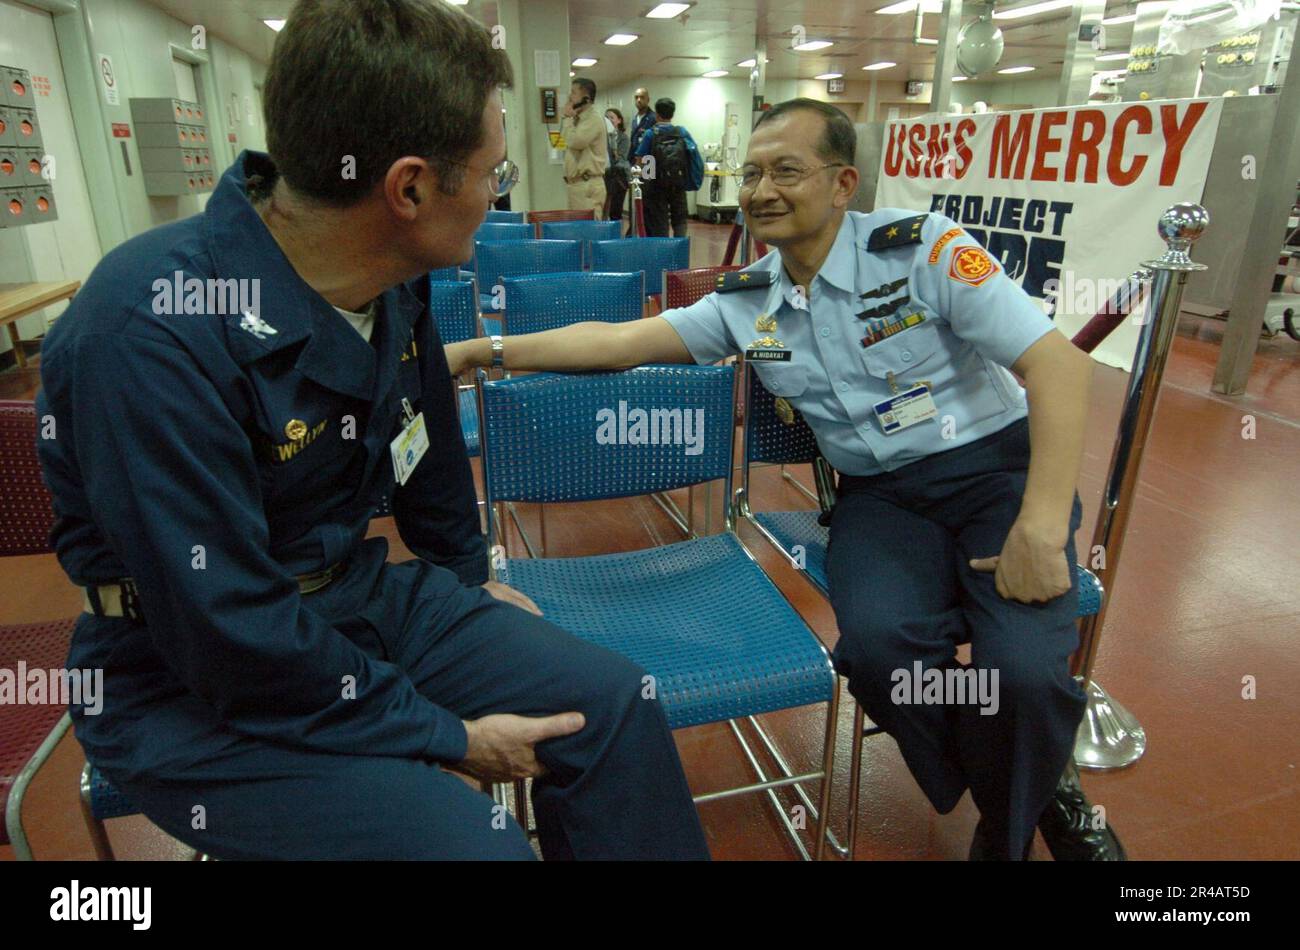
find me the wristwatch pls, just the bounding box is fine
[489,334,504,368]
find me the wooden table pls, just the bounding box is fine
[0,280,80,369]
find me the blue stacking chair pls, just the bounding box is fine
[474,239,583,334]
[498,272,643,334]
[427,278,482,457]
[429,277,479,345]
[79,765,143,860]
[485,209,525,224]
[429,266,465,282]
[478,364,841,860]
[734,360,1105,860]
[474,222,533,243]
[539,220,622,267]
[488,271,648,554]
[590,238,690,306]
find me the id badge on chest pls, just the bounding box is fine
[390,398,430,485]
[873,372,938,435]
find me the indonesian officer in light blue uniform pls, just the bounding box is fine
[36,0,707,861]
[447,98,1125,861]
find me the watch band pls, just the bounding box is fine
[490,334,504,368]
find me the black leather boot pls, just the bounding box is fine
[1037,760,1127,861]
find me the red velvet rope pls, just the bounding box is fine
[1068,276,1147,354]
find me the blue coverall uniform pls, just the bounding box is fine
[36,151,709,860]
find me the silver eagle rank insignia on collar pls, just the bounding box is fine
[239,310,278,340]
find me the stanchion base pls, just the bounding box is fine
[1073,678,1147,770]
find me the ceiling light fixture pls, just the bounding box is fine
[572,57,598,67]
[862,61,897,71]
[793,40,833,52]
[645,3,692,17]
[814,72,844,80]
[702,69,729,78]
[604,33,640,45]
[997,65,1036,73]
[875,1,943,13]
[263,18,286,31]
[993,1,1074,20]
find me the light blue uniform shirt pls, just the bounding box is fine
[662,208,1058,476]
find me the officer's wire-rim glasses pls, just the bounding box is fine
[735,162,847,192]
[439,156,520,198]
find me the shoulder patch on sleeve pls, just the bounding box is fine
[716,270,774,293]
[927,227,964,264]
[947,244,999,286]
[867,213,928,252]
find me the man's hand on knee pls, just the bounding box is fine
[459,712,586,781]
[970,517,1071,604]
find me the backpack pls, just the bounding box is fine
[683,134,705,192]
[650,126,690,188]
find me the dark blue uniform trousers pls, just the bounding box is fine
[91,553,710,860]
[826,419,1086,860]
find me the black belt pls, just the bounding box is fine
[83,561,348,619]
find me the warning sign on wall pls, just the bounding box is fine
[97,53,119,105]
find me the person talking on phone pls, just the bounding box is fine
[560,77,607,219]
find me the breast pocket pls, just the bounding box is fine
[859,319,948,384]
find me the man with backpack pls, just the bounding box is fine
[634,97,703,238]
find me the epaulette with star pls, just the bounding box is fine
[716,270,774,293]
[867,213,928,252]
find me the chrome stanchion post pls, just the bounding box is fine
[1072,203,1209,770]
[630,162,644,237]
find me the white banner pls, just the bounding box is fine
[875,98,1223,370]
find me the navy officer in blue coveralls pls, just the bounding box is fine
[35,0,708,860]
[447,98,1126,861]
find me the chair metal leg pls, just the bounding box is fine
[650,491,695,538]
[740,711,850,859]
[702,684,841,861]
[505,503,540,559]
[5,712,72,861]
[780,465,819,505]
[715,719,820,861]
[78,761,117,861]
[812,677,840,861]
[494,503,508,552]
[846,700,865,861]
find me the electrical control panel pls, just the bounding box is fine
[0,63,55,228]
[129,97,216,196]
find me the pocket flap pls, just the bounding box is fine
[860,320,944,378]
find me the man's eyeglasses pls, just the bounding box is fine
[442,157,520,198]
[735,162,846,192]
